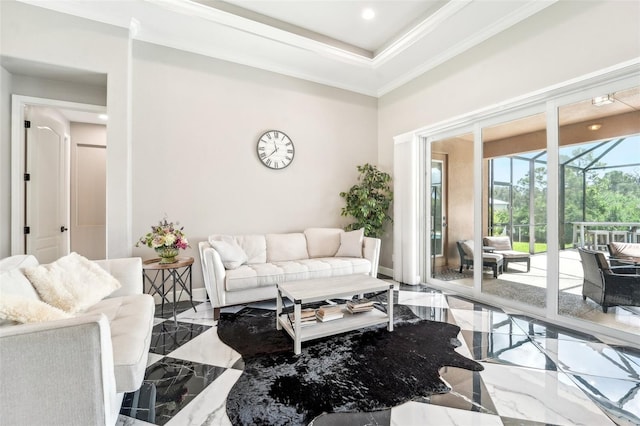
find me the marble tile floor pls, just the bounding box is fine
[117,283,640,426]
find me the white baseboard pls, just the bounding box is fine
[378,266,393,278]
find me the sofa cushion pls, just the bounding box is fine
[0,294,71,324]
[335,228,364,258]
[483,236,512,251]
[224,258,372,292]
[304,228,342,258]
[266,233,309,262]
[82,294,155,392]
[24,252,122,313]
[208,236,248,269]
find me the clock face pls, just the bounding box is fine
[257,130,295,169]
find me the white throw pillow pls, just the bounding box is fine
[335,228,364,258]
[209,237,248,269]
[0,293,71,323]
[24,252,122,313]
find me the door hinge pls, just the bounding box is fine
[24,226,30,235]
[24,120,31,128]
[24,173,30,181]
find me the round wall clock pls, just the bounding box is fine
[256,130,295,170]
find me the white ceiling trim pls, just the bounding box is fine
[377,0,559,96]
[372,0,472,67]
[17,0,557,97]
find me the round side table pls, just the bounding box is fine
[142,256,196,321]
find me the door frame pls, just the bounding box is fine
[10,95,106,255]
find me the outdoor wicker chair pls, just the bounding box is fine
[577,247,640,313]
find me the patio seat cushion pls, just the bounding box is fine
[482,253,503,264]
[460,240,474,259]
[608,242,640,263]
[484,236,513,251]
[496,250,529,260]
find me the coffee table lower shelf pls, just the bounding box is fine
[277,306,390,353]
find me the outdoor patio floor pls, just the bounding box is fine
[434,248,640,337]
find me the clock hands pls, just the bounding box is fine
[266,143,279,159]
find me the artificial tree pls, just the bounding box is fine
[340,163,393,238]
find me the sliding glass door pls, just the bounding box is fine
[416,66,639,344]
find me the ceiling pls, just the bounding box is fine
[16,0,558,97]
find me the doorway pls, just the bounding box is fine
[11,95,107,260]
[430,154,448,273]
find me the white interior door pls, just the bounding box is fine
[25,107,70,263]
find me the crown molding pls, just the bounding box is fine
[16,0,557,98]
[372,0,472,67]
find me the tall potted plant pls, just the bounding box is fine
[340,163,393,238]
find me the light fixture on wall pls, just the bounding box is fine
[587,123,602,131]
[592,94,615,106]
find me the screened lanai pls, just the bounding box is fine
[487,134,640,252]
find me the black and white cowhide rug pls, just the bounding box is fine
[218,305,482,426]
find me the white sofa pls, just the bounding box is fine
[199,228,381,317]
[0,254,155,426]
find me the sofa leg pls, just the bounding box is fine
[214,307,220,320]
[602,306,608,314]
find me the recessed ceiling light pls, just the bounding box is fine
[587,123,602,131]
[98,114,108,121]
[592,94,614,106]
[362,8,375,20]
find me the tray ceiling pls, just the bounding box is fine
[16,0,557,97]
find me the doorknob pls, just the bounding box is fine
[60,226,68,232]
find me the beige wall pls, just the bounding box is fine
[378,0,640,270]
[131,42,378,284]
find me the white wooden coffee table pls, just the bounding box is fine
[276,274,394,354]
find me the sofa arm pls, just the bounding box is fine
[198,241,227,308]
[95,257,143,298]
[363,237,381,278]
[0,314,119,426]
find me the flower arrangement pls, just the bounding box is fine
[137,218,189,263]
